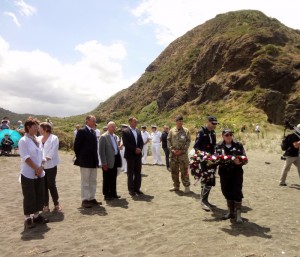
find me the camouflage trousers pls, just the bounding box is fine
[170,155,190,188]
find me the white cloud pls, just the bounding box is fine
[0,37,136,117]
[3,12,21,27]
[14,0,37,16]
[132,0,300,46]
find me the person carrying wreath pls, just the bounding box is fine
[215,129,248,223]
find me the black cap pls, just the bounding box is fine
[222,128,234,135]
[207,115,218,124]
[175,115,183,121]
[141,126,146,129]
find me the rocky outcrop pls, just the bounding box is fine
[95,10,300,125]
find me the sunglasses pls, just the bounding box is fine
[224,133,233,137]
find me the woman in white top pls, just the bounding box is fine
[18,117,49,229]
[38,122,62,212]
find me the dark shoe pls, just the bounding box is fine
[82,200,92,208]
[129,191,136,196]
[24,218,35,229]
[200,200,212,212]
[279,183,287,186]
[33,215,49,224]
[111,195,121,199]
[104,196,113,201]
[89,199,102,205]
[135,190,144,195]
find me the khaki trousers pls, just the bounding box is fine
[279,156,300,184]
[80,167,97,201]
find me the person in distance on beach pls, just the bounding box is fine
[141,125,151,165]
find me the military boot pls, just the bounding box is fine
[200,185,212,211]
[222,200,235,220]
[235,201,243,223]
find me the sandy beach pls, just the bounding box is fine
[0,150,299,257]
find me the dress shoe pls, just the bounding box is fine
[104,196,113,201]
[169,187,179,192]
[135,190,144,195]
[24,218,35,229]
[89,199,102,205]
[33,215,49,224]
[129,191,136,196]
[82,200,92,208]
[111,195,121,199]
[279,183,287,186]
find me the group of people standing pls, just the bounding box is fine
[23,111,300,231]
[18,117,61,229]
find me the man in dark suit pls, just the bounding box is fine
[99,121,122,201]
[122,117,144,196]
[74,115,101,208]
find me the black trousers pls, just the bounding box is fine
[44,166,59,206]
[162,147,170,168]
[219,167,244,202]
[102,160,118,197]
[21,175,45,215]
[126,157,142,192]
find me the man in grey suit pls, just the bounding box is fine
[99,121,122,201]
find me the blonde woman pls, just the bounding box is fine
[38,122,62,212]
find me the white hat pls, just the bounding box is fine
[297,124,300,129]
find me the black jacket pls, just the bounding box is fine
[193,126,216,154]
[122,127,144,160]
[284,133,300,157]
[73,126,99,168]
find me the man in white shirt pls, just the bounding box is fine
[151,125,163,165]
[141,126,151,164]
[95,124,101,167]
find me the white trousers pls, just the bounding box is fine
[80,167,97,201]
[152,143,162,165]
[142,144,149,164]
[280,156,300,184]
[120,147,127,172]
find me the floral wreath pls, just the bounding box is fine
[189,150,248,182]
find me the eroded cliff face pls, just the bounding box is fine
[95,10,300,125]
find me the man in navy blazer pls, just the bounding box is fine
[74,115,101,208]
[122,117,144,196]
[99,121,122,201]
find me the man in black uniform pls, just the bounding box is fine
[161,125,170,171]
[193,116,218,211]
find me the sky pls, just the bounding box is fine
[0,0,299,117]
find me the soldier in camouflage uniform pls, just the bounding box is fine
[167,116,191,193]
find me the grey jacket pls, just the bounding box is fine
[99,132,121,169]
